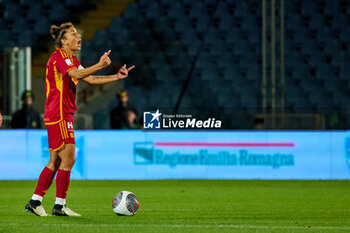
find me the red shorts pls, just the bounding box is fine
[46,120,75,151]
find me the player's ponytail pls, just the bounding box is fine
[50,22,73,48]
[50,25,60,40]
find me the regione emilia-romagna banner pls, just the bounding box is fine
[0,130,350,180]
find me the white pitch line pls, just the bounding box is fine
[3,223,350,230]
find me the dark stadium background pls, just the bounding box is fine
[1,0,349,129]
[1,1,350,232]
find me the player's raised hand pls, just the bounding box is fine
[117,64,135,80]
[98,50,112,68]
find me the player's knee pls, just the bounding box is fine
[69,158,76,167]
[62,158,75,169]
[47,158,59,171]
[46,162,56,171]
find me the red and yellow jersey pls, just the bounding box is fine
[44,48,80,125]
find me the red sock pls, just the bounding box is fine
[56,169,71,199]
[34,167,55,197]
[47,169,57,189]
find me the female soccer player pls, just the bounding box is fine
[25,22,134,216]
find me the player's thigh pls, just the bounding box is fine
[58,143,75,161]
[47,150,61,171]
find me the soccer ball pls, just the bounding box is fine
[112,191,139,216]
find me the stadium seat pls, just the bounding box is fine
[225,28,245,44]
[171,52,190,70]
[93,30,108,48]
[339,65,350,82]
[124,3,140,20]
[217,52,236,70]
[301,1,318,16]
[246,65,259,82]
[207,39,228,56]
[20,0,39,6]
[332,90,348,106]
[17,30,37,47]
[43,0,56,6]
[145,2,164,19]
[165,42,185,57]
[331,14,348,30]
[109,17,125,34]
[12,18,28,33]
[48,3,68,22]
[175,16,192,33]
[200,65,218,81]
[308,87,331,104]
[0,0,15,5]
[339,27,350,43]
[147,51,167,69]
[241,16,258,33]
[3,3,22,21]
[300,39,320,56]
[332,51,350,67]
[34,16,50,35]
[233,40,251,56]
[27,3,45,21]
[182,0,196,8]
[286,14,303,29]
[195,51,214,68]
[308,52,328,68]
[0,30,12,48]
[315,27,333,43]
[224,65,242,82]
[323,0,341,16]
[323,77,340,94]
[65,0,84,7]
[167,2,186,19]
[308,14,326,31]
[180,29,199,46]
[215,1,230,18]
[234,1,251,19]
[93,110,110,129]
[293,27,312,43]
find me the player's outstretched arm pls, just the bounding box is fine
[68,50,112,80]
[82,64,135,85]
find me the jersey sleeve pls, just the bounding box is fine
[55,53,76,75]
[73,56,83,70]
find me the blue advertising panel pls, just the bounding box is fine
[0,130,350,180]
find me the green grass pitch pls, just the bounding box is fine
[0,180,349,233]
